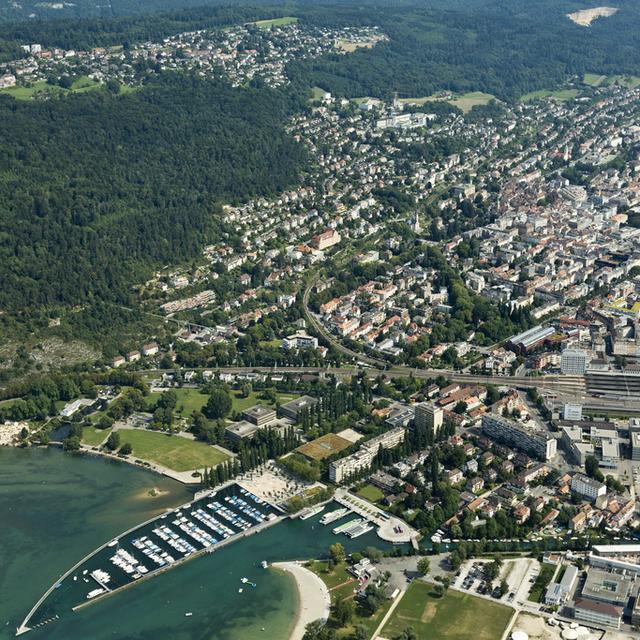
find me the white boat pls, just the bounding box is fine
[86,588,105,600]
[299,505,326,521]
[238,588,243,593]
[185,613,193,617]
[320,508,349,525]
[261,561,268,569]
[107,540,118,548]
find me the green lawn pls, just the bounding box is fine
[310,86,327,100]
[82,426,111,446]
[230,390,296,414]
[253,16,297,29]
[356,484,385,503]
[117,428,230,471]
[583,73,607,87]
[148,388,209,418]
[520,88,580,102]
[383,582,513,640]
[528,564,556,603]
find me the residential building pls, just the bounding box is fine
[414,402,443,435]
[571,473,607,502]
[481,413,557,460]
[282,333,318,350]
[329,428,405,483]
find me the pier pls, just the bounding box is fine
[333,488,419,545]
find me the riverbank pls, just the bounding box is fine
[271,561,330,640]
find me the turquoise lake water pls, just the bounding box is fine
[0,448,389,640]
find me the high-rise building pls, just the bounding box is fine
[414,402,443,435]
[561,348,588,375]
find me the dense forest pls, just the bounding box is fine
[0,73,306,311]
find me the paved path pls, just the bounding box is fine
[369,589,405,640]
[272,561,330,640]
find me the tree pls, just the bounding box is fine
[332,598,355,626]
[329,542,346,564]
[106,431,121,451]
[365,547,383,562]
[585,455,604,482]
[204,389,232,420]
[394,629,417,640]
[417,557,431,576]
[120,442,133,455]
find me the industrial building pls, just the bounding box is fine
[481,413,557,460]
[507,325,556,354]
[573,598,622,629]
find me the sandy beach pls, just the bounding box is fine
[272,561,331,640]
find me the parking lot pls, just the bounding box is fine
[453,557,541,606]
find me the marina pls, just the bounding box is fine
[17,483,282,635]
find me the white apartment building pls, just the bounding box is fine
[561,348,588,375]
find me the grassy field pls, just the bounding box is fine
[230,390,297,413]
[383,581,513,640]
[82,426,111,446]
[399,91,494,113]
[0,76,102,100]
[356,484,385,503]
[148,388,209,418]
[583,73,607,87]
[310,86,327,100]
[520,88,580,102]
[528,564,556,603]
[296,433,352,461]
[253,16,297,29]
[117,428,229,471]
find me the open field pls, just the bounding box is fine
[82,426,111,446]
[230,390,297,413]
[583,73,607,87]
[148,388,209,418]
[335,37,383,53]
[253,16,297,29]
[520,88,580,102]
[382,581,513,640]
[117,428,229,471]
[296,433,352,461]
[356,483,385,503]
[567,6,618,26]
[310,86,327,100]
[0,75,102,100]
[399,91,494,113]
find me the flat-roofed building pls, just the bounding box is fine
[581,569,632,607]
[545,564,579,606]
[571,473,606,502]
[574,599,622,629]
[560,425,594,466]
[241,405,276,426]
[278,395,318,421]
[414,402,443,435]
[329,427,405,483]
[481,413,557,460]
[561,348,588,375]
[225,420,261,443]
[630,418,640,461]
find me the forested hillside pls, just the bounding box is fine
[289,0,640,101]
[0,74,306,311]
